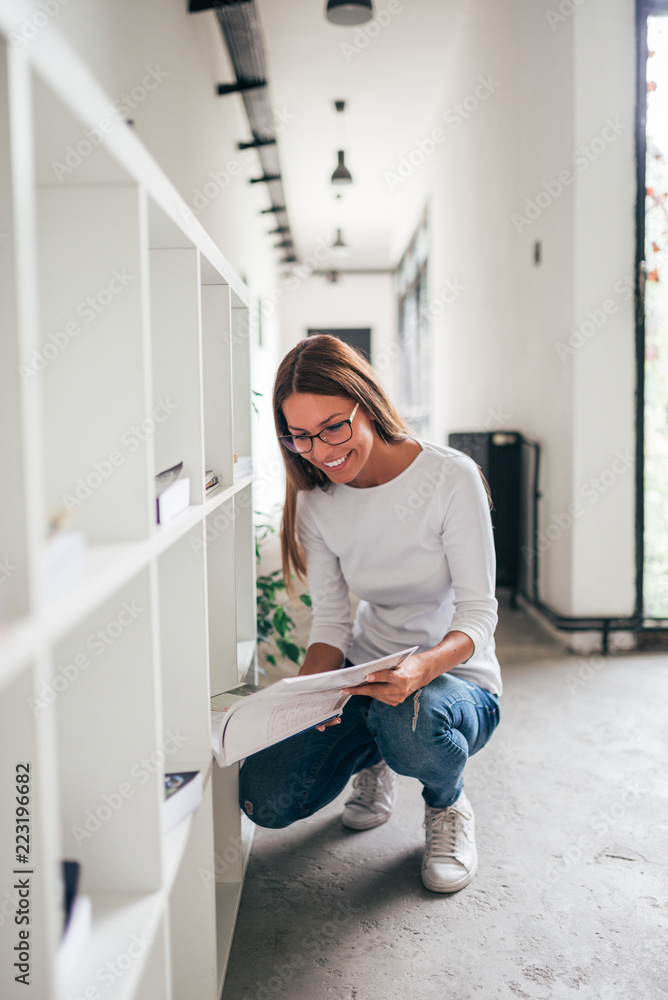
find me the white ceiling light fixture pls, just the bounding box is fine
[325,0,374,26]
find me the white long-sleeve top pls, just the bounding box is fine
[296,440,502,696]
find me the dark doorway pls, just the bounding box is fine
[308,328,371,362]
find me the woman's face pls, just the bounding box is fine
[281,392,376,485]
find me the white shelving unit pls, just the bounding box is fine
[0,8,256,998]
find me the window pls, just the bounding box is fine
[396,212,430,435]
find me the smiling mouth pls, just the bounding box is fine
[324,451,351,469]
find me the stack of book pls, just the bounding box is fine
[163,771,203,831]
[205,469,220,493]
[56,860,92,987]
[155,462,190,524]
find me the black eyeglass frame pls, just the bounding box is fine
[279,401,360,454]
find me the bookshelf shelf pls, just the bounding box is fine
[202,480,241,514]
[61,890,164,1000]
[0,476,256,686]
[152,504,205,546]
[237,639,257,684]
[163,814,195,893]
[0,8,256,998]
[215,883,244,994]
[40,543,149,642]
[0,622,36,690]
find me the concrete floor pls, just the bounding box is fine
[223,594,668,1000]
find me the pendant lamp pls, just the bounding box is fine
[331,150,353,185]
[331,100,353,185]
[325,0,374,26]
[330,228,352,256]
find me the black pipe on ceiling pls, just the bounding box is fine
[189,0,297,262]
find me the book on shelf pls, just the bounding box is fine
[205,469,220,492]
[233,454,252,482]
[56,860,92,987]
[163,771,203,832]
[210,647,418,767]
[155,462,190,524]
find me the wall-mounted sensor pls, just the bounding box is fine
[533,240,542,266]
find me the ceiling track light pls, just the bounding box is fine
[217,80,267,96]
[238,137,277,150]
[325,0,374,25]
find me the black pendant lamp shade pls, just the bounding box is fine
[325,0,374,25]
[330,228,351,256]
[331,99,353,185]
[331,150,353,184]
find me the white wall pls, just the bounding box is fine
[514,0,636,617]
[426,2,521,446]
[278,272,397,400]
[381,0,637,620]
[512,1,577,614]
[570,1,637,616]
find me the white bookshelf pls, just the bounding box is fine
[0,8,257,998]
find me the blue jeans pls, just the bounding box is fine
[239,672,500,828]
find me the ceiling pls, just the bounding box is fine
[253,0,470,271]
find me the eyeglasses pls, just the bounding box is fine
[279,402,360,455]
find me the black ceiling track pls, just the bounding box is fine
[189,0,297,264]
[217,80,267,95]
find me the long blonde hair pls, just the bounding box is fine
[273,335,412,591]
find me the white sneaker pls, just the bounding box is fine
[341,761,398,830]
[421,790,478,893]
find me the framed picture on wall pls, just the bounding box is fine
[307,328,372,362]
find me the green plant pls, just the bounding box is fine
[255,515,311,667]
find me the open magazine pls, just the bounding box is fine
[210,646,418,767]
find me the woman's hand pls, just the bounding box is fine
[341,654,430,706]
[298,643,346,731]
[314,717,341,731]
[339,632,475,706]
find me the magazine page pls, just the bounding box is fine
[211,646,418,767]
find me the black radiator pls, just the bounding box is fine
[448,431,523,590]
